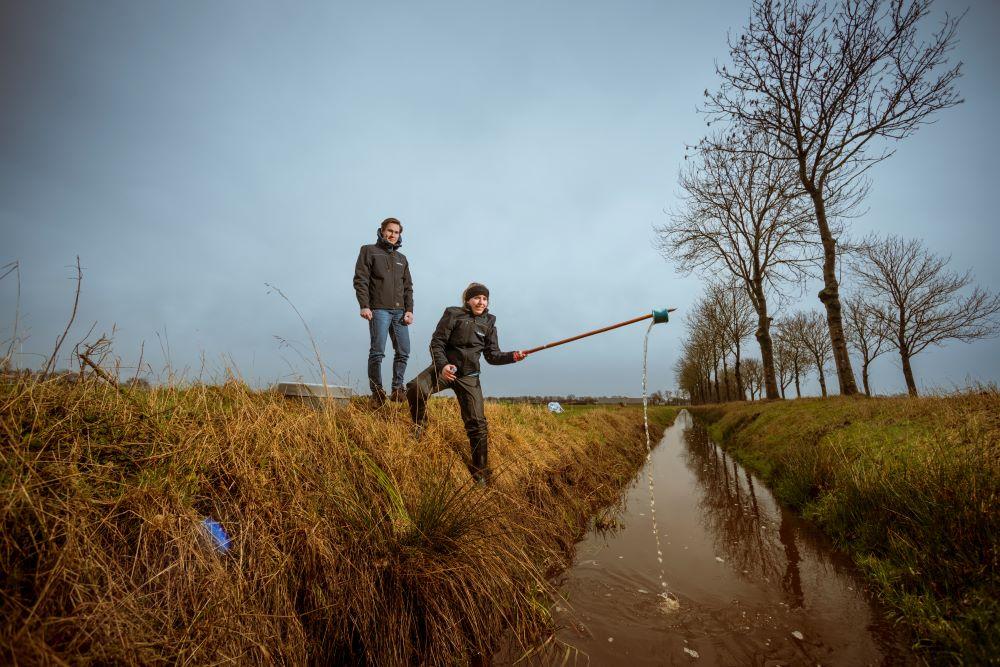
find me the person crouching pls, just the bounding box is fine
[406,282,525,485]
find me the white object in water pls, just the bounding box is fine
[547,401,564,413]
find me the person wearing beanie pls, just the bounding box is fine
[353,217,414,407]
[406,282,526,485]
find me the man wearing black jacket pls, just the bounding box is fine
[406,282,525,484]
[353,218,413,406]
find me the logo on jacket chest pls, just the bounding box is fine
[459,320,487,340]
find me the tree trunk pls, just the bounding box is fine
[814,354,827,398]
[722,354,731,402]
[734,343,744,401]
[808,188,859,396]
[900,349,919,397]
[713,360,721,403]
[861,360,871,397]
[793,359,801,398]
[752,282,780,399]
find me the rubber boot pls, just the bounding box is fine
[471,435,491,486]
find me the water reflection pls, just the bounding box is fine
[680,419,852,610]
[502,412,915,665]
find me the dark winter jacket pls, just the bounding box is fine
[430,306,516,377]
[353,232,413,311]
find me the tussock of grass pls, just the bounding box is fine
[0,375,673,664]
[691,392,999,663]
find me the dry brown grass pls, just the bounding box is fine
[0,375,672,664]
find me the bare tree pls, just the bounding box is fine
[783,311,832,396]
[705,280,757,400]
[852,235,1000,396]
[674,355,701,404]
[742,358,764,400]
[692,298,730,402]
[701,296,734,401]
[843,294,892,396]
[676,292,742,404]
[774,315,815,398]
[676,335,715,404]
[705,0,964,396]
[772,332,796,398]
[659,132,815,399]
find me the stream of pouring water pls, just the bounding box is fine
[642,320,680,612]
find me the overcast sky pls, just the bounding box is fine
[2,0,998,398]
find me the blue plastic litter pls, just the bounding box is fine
[652,308,670,324]
[201,517,231,553]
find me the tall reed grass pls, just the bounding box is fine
[691,391,999,664]
[0,374,673,664]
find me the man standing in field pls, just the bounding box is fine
[353,217,413,407]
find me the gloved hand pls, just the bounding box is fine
[512,351,527,362]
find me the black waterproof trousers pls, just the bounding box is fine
[406,365,489,481]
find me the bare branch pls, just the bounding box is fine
[266,283,330,391]
[43,256,83,376]
[851,234,1000,395]
[1,260,22,369]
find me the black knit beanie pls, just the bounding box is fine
[462,282,490,302]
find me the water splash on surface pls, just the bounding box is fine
[642,321,680,612]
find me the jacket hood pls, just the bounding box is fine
[375,229,402,251]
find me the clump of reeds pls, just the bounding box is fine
[0,374,669,664]
[691,391,1000,663]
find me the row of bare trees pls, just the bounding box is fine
[674,286,839,403]
[674,282,755,404]
[661,0,998,398]
[678,240,1000,402]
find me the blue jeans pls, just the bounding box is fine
[368,309,410,395]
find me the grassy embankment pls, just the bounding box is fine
[0,374,676,664]
[690,392,998,664]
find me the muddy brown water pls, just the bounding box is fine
[505,410,917,666]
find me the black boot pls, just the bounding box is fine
[471,436,491,485]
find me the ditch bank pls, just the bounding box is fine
[689,393,1000,664]
[0,376,676,664]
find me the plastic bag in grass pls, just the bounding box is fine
[202,517,231,553]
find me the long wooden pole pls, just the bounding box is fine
[524,309,673,356]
